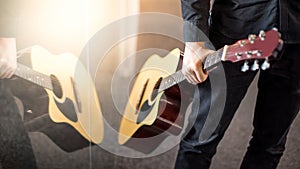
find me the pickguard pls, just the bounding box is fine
[137,99,155,124]
[54,97,78,122]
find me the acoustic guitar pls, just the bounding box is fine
[13,45,103,151]
[118,29,282,153]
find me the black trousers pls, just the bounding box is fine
[175,37,300,168]
[0,80,37,169]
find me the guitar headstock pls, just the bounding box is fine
[223,28,283,72]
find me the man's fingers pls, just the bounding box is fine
[182,66,199,84]
[194,64,208,83]
[184,62,207,84]
[4,68,15,78]
[183,69,201,84]
[186,74,199,84]
[0,64,15,79]
[195,72,208,83]
[0,64,6,78]
[182,42,215,85]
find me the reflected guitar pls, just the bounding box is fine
[13,45,103,151]
[118,29,283,153]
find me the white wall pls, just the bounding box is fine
[7,0,140,56]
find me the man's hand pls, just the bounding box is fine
[182,42,214,84]
[0,38,17,79]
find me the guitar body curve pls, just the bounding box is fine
[118,48,194,153]
[23,46,103,146]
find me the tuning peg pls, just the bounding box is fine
[256,50,262,57]
[248,34,256,44]
[251,60,259,71]
[261,59,270,70]
[235,52,243,60]
[239,40,246,47]
[277,39,284,51]
[272,28,282,37]
[246,51,253,58]
[272,50,278,58]
[241,61,249,72]
[277,32,282,38]
[259,30,266,41]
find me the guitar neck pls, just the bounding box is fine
[14,63,53,90]
[158,47,225,92]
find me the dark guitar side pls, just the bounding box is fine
[122,55,195,154]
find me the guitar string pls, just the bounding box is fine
[16,48,63,90]
[16,64,59,90]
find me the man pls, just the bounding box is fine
[0,38,37,169]
[175,0,300,169]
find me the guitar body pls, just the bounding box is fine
[119,48,194,153]
[17,46,103,151]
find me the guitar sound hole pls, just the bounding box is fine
[151,77,162,101]
[50,75,63,98]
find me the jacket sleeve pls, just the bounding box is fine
[181,0,211,42]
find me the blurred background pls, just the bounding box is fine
[0,0,299,168]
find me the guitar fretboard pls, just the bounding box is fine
[203,47,224,70]
[158,47,224,93]
[14,63,53,90]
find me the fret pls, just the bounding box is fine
[206,56,211,68]
[158,70,185,93]
[14,63,53,90]
[204,47,224,71]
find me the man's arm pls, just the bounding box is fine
[181,0,211,41]
[0,38,17,79]
[181,0,214,84]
